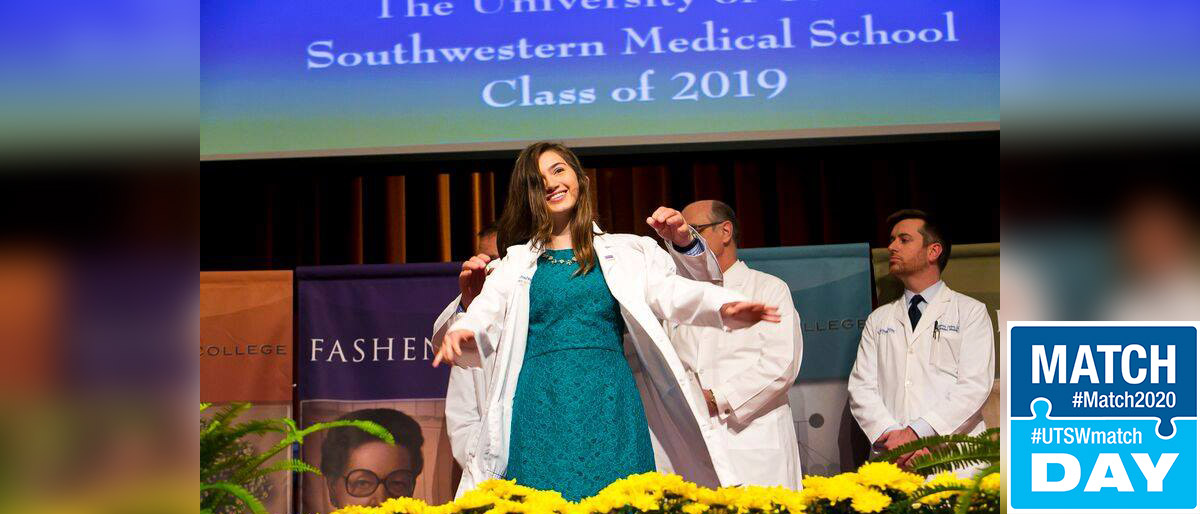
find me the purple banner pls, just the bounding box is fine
[297,262,460,401]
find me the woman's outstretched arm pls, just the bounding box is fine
[637,236,780,330]
[433,255,515,368]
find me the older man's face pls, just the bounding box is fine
[682,203,725,254]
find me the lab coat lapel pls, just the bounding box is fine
[593,231,646,313]
[487,244,537,410]
[893,297,911,338]
[592,234,628,305]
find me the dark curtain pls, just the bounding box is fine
[202,134,997,270]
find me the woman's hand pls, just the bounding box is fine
[646,206,694,248]
[719,302,782,330]
[458,254,492,310]
[433,329,478,367]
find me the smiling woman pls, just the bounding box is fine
[433,141,783,501]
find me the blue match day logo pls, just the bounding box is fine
[1008,323,1199,512]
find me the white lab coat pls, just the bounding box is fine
[442,234,721,472]
[433,229,743,497]
[445,366,487,468]
[666,260,804,489]
[847,284,995,446]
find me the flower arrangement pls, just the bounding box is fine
[331,464,1001,514]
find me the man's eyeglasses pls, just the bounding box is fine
[691,221,726,233]
[344,469,415,498]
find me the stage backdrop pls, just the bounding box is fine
[739,243,873,475]
[297,263,460,513]
[199,270,295,514]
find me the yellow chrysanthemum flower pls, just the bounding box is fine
[486,497,536,514]
[855,461,924,493]
[378,496,429,514]
[453,490,501,510]
[850,489,892,513]
[477,479,517,494]
[711,486,748,506]
[577,490,625,513]
[919,472,973,505]
[820,473,863,502]
[979,472,1001,493]
[797,475,828,505]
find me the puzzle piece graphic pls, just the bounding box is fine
[1010,398,1197,510]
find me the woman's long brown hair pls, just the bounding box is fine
[496,142,600,275]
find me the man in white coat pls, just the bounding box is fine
[664,200,804,489]
[848,209,995,470]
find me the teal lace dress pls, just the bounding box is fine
[505,248,656,501]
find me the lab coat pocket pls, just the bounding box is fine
[727,409,783,450]
[931,328,962,377]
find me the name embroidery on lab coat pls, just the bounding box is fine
[935,322,959,332]
[878,327,897,335]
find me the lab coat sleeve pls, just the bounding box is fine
[710,279,803,422]
[848,315,903,443]
[432,295,465,362]
[444,258,513,368]
[444,367,482,467]
[666,226,724,284]
[638,236,745,329]
[921,302,996,435]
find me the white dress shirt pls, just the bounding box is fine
[896,280,945,438]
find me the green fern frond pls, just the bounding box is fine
[906,483,969,505]
[250,458,321,481]
[204,403,250,431]
[225,419,290,441]
[201,482,267,514]
[202,430,255,471]
[906,445,999,476]
[873,433,998,465]
[971,463,1000,484]
[202,433,240,470]
[201,407,292,472]
[955,464,999,514]
[297,419,395,445]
